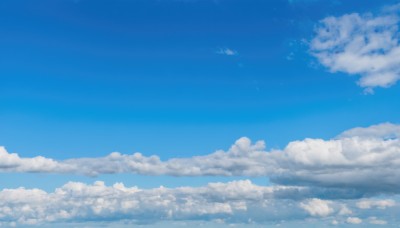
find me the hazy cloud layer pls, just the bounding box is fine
[1,123,400,195]
[0,180,396,226]
[0,180,310,225]
[310,4,400,92]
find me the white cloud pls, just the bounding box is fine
[299,198,334,217]
[337,122,400,139]
[0,179,399,226]
[338,205,352,215]
[0,180,330,226]
[346,217,362,224]
[217,48,238,56]
[269,123,400,193]
[2,123,400,195]
[0,147,70,172]
[356,199,395,209]
[310,4,400,91]
[0,137,271,177]
[368,217,388,225]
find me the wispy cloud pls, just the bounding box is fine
[346,217,363,224]
[356,199,396,210]
[310,4,400,93]
[216,47,238,56]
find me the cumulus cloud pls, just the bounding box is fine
[2,123,400,226]
[0,180,336,226]
[356,199,396,209]
[0,147,70,172]
[0,180,396,226]
[268,123,400,193]
[338,205,352,215]
[1,123,400,195]
[0,137,271,177]
[310,4,400,92]
[346,217,362,224]
[271,133,400,186]
[299,198,333,217]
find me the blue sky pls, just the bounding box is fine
[1,0,400,227]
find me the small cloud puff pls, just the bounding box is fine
[217,47,238,56]
[346,217,362,224]
[299,198,334,217]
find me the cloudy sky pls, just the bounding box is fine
[1,0,400,227]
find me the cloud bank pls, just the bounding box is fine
[0,180,396,226]
[0,180,308,226]
[310,4,400,92]
[1,123,400,195]
[0,137,270,177]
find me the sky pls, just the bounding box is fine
[1,0,400,227]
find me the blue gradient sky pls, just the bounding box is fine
[1,0,399,157]
[1,1,400,226]
[1,0,400,189]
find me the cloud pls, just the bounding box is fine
[0,180,337,226]
[1,123,400,195]
[356,199,395,209]
[216,48,238,56]
[0,180,396,226]
[368,217,388,225]
[310,4,400,92]
[299,198,333,217]
[0,147,69,172]
[268,123,400,194]
[0,137,271,177]
[338,205,352,215]
[346,217,362,224]
[337,122,400,139]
